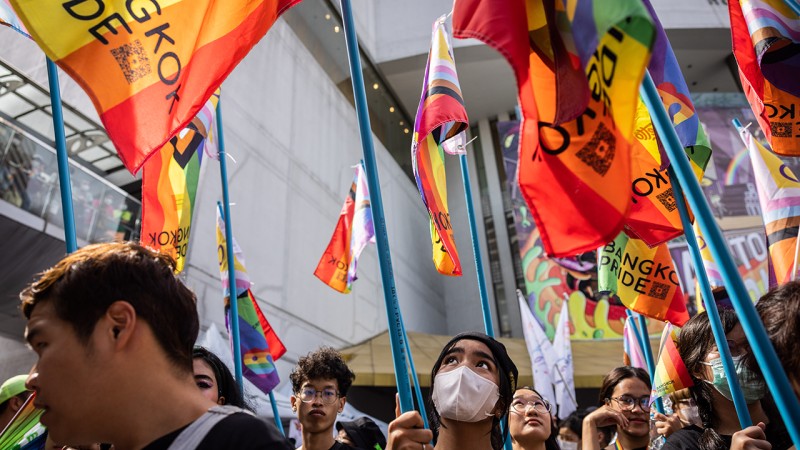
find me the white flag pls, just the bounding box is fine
[518,291,557,407]
[553,298,577,417]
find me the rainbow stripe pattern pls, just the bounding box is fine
[8,0,300,173]
[623,316,648,369]
[651,323,693,401]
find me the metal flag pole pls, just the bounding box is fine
[46,58,77,253]
[339,0,415,413]
[642,71,800,444]
[398,309,430,430]
[458,151,495,337]
[668,166,752,427]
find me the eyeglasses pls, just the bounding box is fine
[297,387,340,404]
[510,398,551,414]
[608,395,651,412]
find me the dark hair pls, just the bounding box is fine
[513,386,559,450]
[558,409,584,439]
[193,346,248,410]
[20,242,199,373]
[597,366,651,404]
[290,346,355,395]
[744,282,800,385]
[678,310,739,450]
[428,332,519,450]
[336,416,387,450]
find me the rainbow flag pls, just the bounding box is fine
[216,206,286,395]
[642,0,712,178]
[730,0,800,156]
[738,124,800,284]
[651,323,693,401]
[412,15,468,275]
[454,0,655,257]
[0,0,28,37]
[623,316,648,370]
[598,232,689,326]
[8,0,301,173]
[0,392,45,450]
[314,165,375,293]
[141,90,218,273]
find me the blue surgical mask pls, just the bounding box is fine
[700,354,765,403]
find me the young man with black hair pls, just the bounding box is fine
[20,242,292,450]
[290,347,358,450]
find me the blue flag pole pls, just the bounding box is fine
[46,58,77,253]
[458,153,495,337]
[626,311,663,414]
[668,166,751,427]
[339,0,414,413]
[784,0,800,16]
[641,71,800,444]
[398,309,430,430]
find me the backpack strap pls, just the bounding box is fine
[167,405,248,450]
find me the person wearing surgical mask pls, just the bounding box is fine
[661,310,793,450]
[385,332,518,450]
[652,389,700,438]
[507,387,559,450]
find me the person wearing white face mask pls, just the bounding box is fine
[385,332,519,450]
[507,387,559,450]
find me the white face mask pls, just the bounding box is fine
[432,365,500,422]
[557,439,578,450]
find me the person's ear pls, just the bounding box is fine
[105,301,136,349]
[8,395,26,413]
[338,396,346,413]
[290,395,298,413]
[217,396,226,406]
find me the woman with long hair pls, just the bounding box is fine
[582,366,651,450]
[192,346,249,410]
[508,387,559,450]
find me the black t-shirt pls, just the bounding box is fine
[142,412,293,450]
[663,422,793,450]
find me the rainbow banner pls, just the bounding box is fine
[730,0,800,156]
[412,15,468,275]
[598,232,689,326]
[738,124,800,285]
[642,0,712,178]
[455,0,655,257]
[0,392,44,450]
[651,323,693,401]
[215,206,286,370]
[141,90,219,273]
[8,0,301,173]
[314,165,375,293]
[0,0,28,37]
[623,316,648,369]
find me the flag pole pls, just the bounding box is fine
[46,58,77,253]
[642,71,800,444]
[339,0,414,413]
[458,152,495,336]
[783,0,800,16]
[398,309,430,430]
[668,166,752,427]
[626,310,663,413]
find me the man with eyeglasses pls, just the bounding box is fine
[290,346,358,450]
[582,367,652,450]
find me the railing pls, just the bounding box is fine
[0,117,141,243]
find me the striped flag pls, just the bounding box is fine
[314,165,375,293]
[738,124,800,284]
[623,316,648,370]
[553,298,577,418]
[8,0,301,173]
[730,0,800,156]
[412,15,468,275]
[141,90,219,273]
[0,392,44,450]
[651,323,693,401]
[518,291,557,407]
[0,0,28,37]
[598,232,689,326]
[216,206,286,394]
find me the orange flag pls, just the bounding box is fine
[9,0,301,173]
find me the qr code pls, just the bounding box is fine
[656,187,677,212]
[648,281,670,300]
[576,122,616,176]
[771,122,792,138]
[111,39,151,84]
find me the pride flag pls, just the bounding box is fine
[0,0,28,37]
[623,316,648,370]
[598,232,689,326]
[0,392,45,450]
[730,0,800,156]
[454,0,655,257]
[314,165,375,293]
[738,124,800,285]
[216,206,286,394]
[412,15,468,275]
[518,291,557,407]
[651,323,693,401]
[8,0,301,173]
[141,90,219,273]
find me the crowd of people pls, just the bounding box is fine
[1,242,799,450]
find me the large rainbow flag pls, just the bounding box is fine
[412,15,468,275]
[730,0,800,156]
[454,0,655,257]
[738,124,800,285]
[314,165,375,293]
[216,206,286,394]
[141,90,219,273]
[623,316,648,370]
[598,232,689,326]
[8,0,301,173]
[651,323,693,401]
